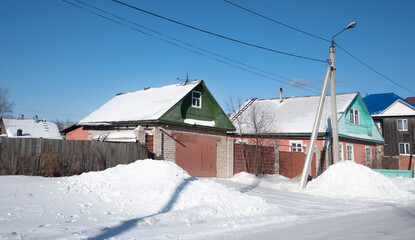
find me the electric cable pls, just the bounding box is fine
[110,0,328,63]
[224,0,413,95]
[223,0,331,43]
[335,43,415,95]
[62,0,321,94]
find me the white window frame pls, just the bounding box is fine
[399,143,410,155]
[191,91,202,108]
[397,119,408,131]
[349,108,359,125]
[290,140,303,152]
[346,144,354,161]
[338,143,344,161]
[365,146,372,164]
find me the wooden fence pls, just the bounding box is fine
[234,143,277,175]
[0,138,147,177]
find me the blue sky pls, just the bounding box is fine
[1,0,414,123]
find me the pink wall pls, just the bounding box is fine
[65,126,88,140]
[399,155,414,170]
[232,135,379,169]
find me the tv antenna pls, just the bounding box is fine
[177,71,196,85]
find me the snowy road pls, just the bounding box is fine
[212,177,415,240]
[1,160,414,239]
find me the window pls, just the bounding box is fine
[365,146,372,164]
[346,144,354,161]
[397,119,408,131]
[191,91,202,108]
[290,141,303,152]
[399,143,410,155]
[338,143,344,161]
[349,108,359,125]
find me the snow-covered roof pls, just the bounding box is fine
[232,92,358,134]
[2,118,63,140]
[79,81,201,125]
[92,130,137,142]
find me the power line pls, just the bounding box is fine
[223,0,331,43]
[223,0,414,95]
[110,0,327,63]
[73,0,321,92]
[62,0,321,94]
[335,43,415,95]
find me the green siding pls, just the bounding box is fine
[160,81,235,131]
[338,93,384,143]
[373,169,414,178]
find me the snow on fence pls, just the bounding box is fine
[0,138,147,177]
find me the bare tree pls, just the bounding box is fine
[228,97,276,175]
[0,88,14,117]
[227,96,249,172]
[53,118,76,131]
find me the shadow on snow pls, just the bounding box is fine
[88,176,196,240]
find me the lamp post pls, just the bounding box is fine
[330,22,356,165]
[299,22,356,189]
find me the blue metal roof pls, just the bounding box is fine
[362,92,415,115]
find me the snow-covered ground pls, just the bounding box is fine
[1,160,414,239]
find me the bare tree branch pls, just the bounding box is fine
[0,88,14,117]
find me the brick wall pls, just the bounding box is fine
[84,124,234,178]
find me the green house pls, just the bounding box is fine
[77,80,235,178]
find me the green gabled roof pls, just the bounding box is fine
[160,81,235,131]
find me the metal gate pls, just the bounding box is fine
[173,133,218,177]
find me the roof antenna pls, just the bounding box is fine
[176,70,196,85]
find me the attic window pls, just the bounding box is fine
[349,108,359,125]
[192,91,202,108]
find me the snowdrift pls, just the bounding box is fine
[305,161,415,202]
[64,160,276,222]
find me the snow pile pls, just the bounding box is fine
[231,172,297,191]
[305,161,415,202]
[63,160,275,223]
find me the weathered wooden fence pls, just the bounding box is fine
[234,143,277,175]
[0,138,147,177]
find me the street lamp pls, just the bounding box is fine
[332,22,356,42]
[299,22,356,189]
[330,22,356,167]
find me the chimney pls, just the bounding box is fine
[35,115,38,123]
[21,114,24,119]
[280,88,283,103]
[17,129,22,136]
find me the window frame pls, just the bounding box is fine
[399,143,410,155]
[191,90,202,109]
[338,143,344,161]
[349,108,359,125]
[289,140,303,152]
[346,144,354,161]
[365,146,372,164]
[397,119,408,131]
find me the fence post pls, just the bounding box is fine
[273,141,279,174]
[315,145,321,177]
